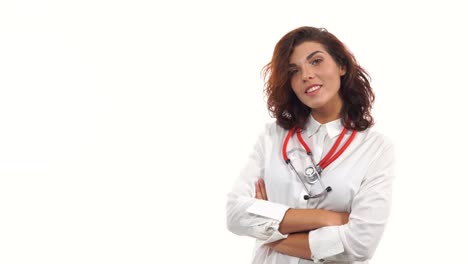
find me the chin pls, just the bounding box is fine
[304,102,326,110]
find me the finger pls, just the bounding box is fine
[259,178,268,200]
[255,181,262,199]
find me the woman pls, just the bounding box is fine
[226,26,395,263]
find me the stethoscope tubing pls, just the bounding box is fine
[281,126,357,200]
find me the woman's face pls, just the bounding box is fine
[288,41,345,117]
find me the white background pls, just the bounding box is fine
[1,1,467,263]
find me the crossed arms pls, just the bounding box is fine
[226,127,395,261]
[255,178,349,259]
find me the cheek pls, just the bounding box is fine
[290,77,301,93]
[323,70,342,87]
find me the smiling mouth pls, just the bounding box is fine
[305,85,321,94]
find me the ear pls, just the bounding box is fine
[339,65,346,76]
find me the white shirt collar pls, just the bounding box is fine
[304,115,343,139]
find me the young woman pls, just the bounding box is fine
[226,26,395,263]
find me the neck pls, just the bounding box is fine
[311,111,340,124]
[311,100,342,124]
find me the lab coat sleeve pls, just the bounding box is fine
[226,124,290,243]
[308,141,395,262]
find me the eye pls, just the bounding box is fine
[310,58,323,65]
[288,69,299,76]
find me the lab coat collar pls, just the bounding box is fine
[304,115,343,139]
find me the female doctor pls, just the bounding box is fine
[226,26,395,263]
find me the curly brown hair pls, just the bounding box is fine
[262,26,374,131]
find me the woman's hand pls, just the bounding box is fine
[255,178,268,200]
[266,232,311,260]
[256,177,349,234]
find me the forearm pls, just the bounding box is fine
[267,232,311,259]
[279,208,348,234]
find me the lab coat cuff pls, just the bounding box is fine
[263,228,289,244]
[308,226,344,262]
[246,199,290,222]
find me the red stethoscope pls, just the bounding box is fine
[282,127,357,200]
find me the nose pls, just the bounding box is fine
[301,65,315,81]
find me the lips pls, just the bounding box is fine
[305,85,322,94]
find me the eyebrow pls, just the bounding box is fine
[289,50,324,67]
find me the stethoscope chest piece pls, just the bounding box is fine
[304,166,319,184]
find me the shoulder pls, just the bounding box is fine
[253,120,290,150]
[261,120,289,138]
[361,127,393,149]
